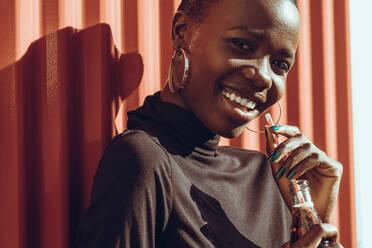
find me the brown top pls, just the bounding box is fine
[75,92,291,248]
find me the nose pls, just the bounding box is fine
[241,57,272,90]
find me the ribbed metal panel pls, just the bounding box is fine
[0,0,356,247]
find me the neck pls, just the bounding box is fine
[160,82,189,110]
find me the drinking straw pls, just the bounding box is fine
[265,113,281,144]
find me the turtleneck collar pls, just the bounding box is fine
[127,92,220,156]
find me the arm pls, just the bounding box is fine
[75,131,173,248]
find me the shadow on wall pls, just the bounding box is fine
[0,24,143,247]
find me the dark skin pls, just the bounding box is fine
[163,0,299,138]
[161,0,343,246]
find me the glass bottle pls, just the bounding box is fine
[289,180,342,248]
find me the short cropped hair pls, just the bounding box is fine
[178,0,298,22]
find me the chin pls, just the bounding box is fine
[216,125,246,139]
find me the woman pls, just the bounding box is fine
[76,0,343,247]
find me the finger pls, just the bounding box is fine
[279,143,313,179]
[292,223,338,248]
[270,133,308,163]
[312,223,339,243]
[266,125,277,155]
[270,125,301,138]
[285,154,321,180]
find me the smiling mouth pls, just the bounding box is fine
[221,87,258,112]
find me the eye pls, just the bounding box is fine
[271,59,290,73]
[230,39,254,53]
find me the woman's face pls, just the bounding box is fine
[173,0,300,138]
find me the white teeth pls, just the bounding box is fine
[222,88,258,110]
[252,102,257,109]
[248,101,256,109]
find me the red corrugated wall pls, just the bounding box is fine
[0,0,356,247]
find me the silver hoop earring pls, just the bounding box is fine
[245,101,282,133]
[168,48,190,93]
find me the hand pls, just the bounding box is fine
[281,223,343,248]
[266,125,343,222]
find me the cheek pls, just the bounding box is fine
[277,79,286,98]
[189,56,232,97]
[189,36,230,81]
[269,79,286,103]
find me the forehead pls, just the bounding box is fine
[201,0,300,49]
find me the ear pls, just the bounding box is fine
[171,11,194,50]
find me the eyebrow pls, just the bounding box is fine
[229,26,296,59]
[278,49,295,60]
[229,26,266,42]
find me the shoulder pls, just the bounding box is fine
[91,130,172,201]
[110,129,170,164]
[96,130,171,181]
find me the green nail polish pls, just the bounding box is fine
[287,170,297,179]
[267,153,273,161]
[271,150,280,162]
[271,126,280,131]
[276,167,287,179]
